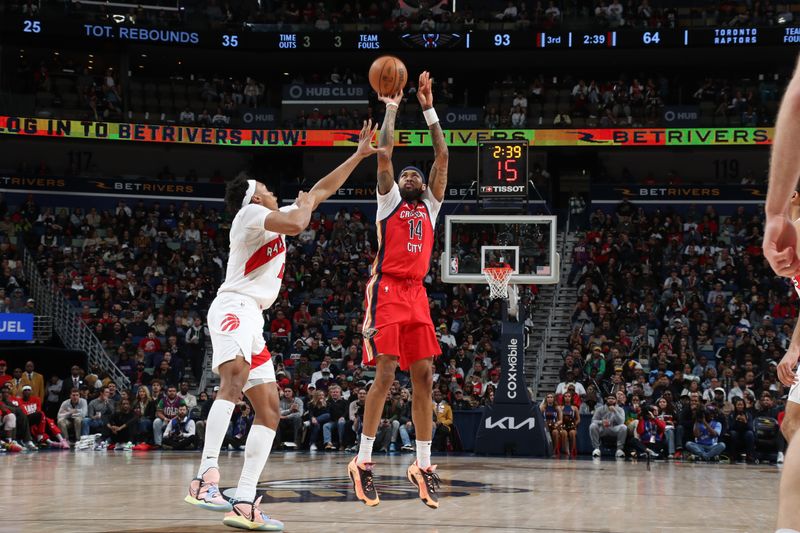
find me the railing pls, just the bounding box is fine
[196,333,214,394]
[70,0,181,11]
[22,247,130,389]
[33,315,53,342]
[531,211,571,400]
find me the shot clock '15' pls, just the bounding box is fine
[478,141,529,198]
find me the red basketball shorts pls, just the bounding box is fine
[361,274,441,370]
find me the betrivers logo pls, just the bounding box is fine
[336,131,361,143]
[570,131,608,144]
[743,188,766,198]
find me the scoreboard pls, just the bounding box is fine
[9,19,800,52]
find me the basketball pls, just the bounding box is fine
[368,55,407,96]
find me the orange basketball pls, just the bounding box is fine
[368,56,408,97]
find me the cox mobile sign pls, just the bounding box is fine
[474,320,549,456]
[0,314,34,340]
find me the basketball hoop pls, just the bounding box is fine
[483,267,513,300]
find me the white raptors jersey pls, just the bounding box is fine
[794,276,800,298]
[217,203,297,309]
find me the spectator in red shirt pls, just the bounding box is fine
[449,299,467,333]
[1,383,34,448]
[773,300,797,320]
[293,304,311,327]
[271,310,292,338]
[19,386,68,448]
[138,330,162,366]
[617,328,632,349]
[697,215,718,236]
[0,360,10,389]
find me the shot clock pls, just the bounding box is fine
[477,141,529,199]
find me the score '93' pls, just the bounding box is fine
[493,33,511,46]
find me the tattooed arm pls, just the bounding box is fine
[377,92,403,194]
[417,71,448,202]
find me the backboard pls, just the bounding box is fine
[441,215,560,285]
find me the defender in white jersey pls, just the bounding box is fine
[777,192,800,446]
[206,200,300,388]
[764,54,800,533]
[185,121,380,532]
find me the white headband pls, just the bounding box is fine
[242,179,257,207]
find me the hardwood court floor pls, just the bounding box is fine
[1,450,779,533]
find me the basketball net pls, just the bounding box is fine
[483,267,513,300]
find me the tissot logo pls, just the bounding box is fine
[480,185,525,193]
[484,416,536,430]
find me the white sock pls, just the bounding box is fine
[776,530,800,533]
[197,399,235,478]
[416,440,432,470]
[357,434,375,464]
[234,425,276,502]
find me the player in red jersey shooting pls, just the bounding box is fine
[348,71,449,509]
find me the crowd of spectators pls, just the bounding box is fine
[16,51,788,130]
[550,199,789,462]
[3,0,791,32]
[692,75,783,127]
[5,185,792,462]
[0,190,528,453]
[483,71,783,129]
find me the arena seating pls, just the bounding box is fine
[4,0,794,32]
[552,201,790,462]
[0,192,510,451]
[11,61,787,131]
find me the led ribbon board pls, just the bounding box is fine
[0,117,774,148]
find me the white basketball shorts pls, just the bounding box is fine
[207,292,275,391]
[789,365,800,405]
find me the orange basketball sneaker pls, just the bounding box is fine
[347,457,379,506]
[406,461,440,509]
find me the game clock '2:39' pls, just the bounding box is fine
[477,141,529,198]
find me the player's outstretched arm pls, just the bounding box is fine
[264,191,314,236]
[377,92,402,194]
[764,54,800,277]
[307,119,381,209]
[417,71,448,202]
